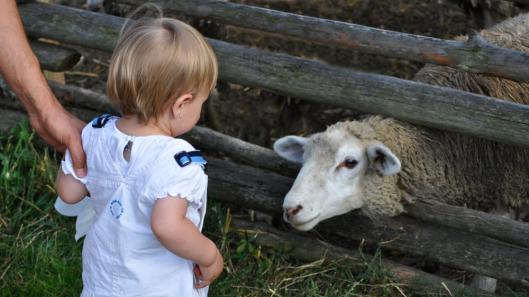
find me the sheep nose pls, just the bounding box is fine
[284,205,303,220]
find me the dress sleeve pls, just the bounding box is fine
[61,124,92,184]
[146,160,208,208]
[61,150,87,184]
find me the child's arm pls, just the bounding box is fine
[151,197,223,287]
[55,169,88,204]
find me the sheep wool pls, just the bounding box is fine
[339,13,529,217]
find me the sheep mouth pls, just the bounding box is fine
[288,214,321,231]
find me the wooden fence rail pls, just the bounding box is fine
[184,125,299,177]
[18,2,529,148]
[30,41,80,72]
[231,219,495,297]
[111,0,529,82]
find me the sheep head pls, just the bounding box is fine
[274,121,402,231]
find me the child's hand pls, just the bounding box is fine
[194,249,223,288]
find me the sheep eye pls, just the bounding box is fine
[343,158,358,169]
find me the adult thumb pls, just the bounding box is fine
[68,135,87,178]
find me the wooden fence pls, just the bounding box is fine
[117,0,529,82]
[1,1,529,294]
[18,2,529,149]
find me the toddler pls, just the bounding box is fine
[55,17,222,297]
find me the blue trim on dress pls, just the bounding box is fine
[92,114,115,128]
[174,151,207,172]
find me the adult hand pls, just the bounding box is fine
[28,102,87,177]
[0,1,87,177]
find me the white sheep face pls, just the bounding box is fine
[274,128,401,231]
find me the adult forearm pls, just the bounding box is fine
[0,0,58,113]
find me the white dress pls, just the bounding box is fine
[56,115,209,297]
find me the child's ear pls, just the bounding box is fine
[171,93,193,118]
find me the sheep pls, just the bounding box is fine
[446,0,522,28]
[275,115,529,223]
[274,12,529,292]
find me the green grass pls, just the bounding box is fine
[0,123,82,296]
[0,124,511,297]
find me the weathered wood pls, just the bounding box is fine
[0,79,118,115]
[323,213,529,288]
[207,158,289,215]
[204,157,529,286]
[472,0,529,4]
[20,3,123,53]
[47,81,119,113]
[114,0,529,82]
[406,200,529,249]
[0,108,27,133]
[182,126,299,176]
[18,2,529,148]
[231,219,496,297]
[30,40,81,72]
[0,98,100,127]
[111,0,529,8]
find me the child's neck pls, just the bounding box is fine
[116,116,172,137]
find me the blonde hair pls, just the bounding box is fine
[107,18,218,122]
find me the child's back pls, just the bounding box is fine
[63,115,208,296]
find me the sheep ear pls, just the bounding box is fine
[273,136,308,164]
[367,142,401,176]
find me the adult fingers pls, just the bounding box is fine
[67,131,87,178]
